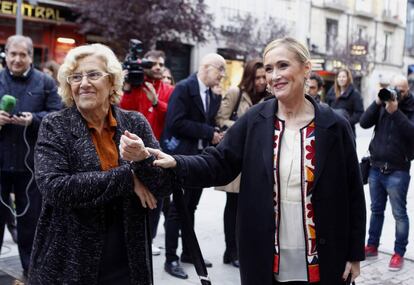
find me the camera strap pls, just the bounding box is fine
[172,185,211,285]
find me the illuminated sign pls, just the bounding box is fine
[0,1,66,22]
[350,44,367,55]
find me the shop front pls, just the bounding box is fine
[0,0,85,67]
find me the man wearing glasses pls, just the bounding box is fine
[0,35,61,277]
[161,53,226,279]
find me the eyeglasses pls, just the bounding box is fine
[209,64,226,74]
[66,71,109,85]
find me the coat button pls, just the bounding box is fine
[319,238,326,245]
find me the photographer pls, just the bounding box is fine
[120,50,174,140]
[360,75,414,271]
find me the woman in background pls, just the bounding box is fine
[162,67,175,85]
[41,60,60,84]
[325,67,363,136]
[215,58,268,268]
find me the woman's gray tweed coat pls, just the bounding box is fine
[29,105,174,284]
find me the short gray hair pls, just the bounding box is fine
[57,43,124,107]
[5,35,33,57]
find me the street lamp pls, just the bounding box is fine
[16,0,38,35]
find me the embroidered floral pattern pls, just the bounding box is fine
[272,118,319,282]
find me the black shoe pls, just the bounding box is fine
[181,255,213,268]
[164,261,188,279]
[223,252,239,268]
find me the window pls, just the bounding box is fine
[357,25,367,40]
[355,0,372,13]
[383,32,392,62]
[406,1,414,51]
[326,19,338,53]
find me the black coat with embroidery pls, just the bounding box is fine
[29,105,173,285]
[174,97,366,285]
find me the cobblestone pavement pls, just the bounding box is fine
[358,253,414,285]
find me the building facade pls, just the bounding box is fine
[185,0,408,105]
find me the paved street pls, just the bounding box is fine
[1,125,414,284]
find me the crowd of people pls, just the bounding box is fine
[0,33,413,285]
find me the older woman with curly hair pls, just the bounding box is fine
[29,43,173,284]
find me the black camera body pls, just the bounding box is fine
[122,39,154,86]
[378,87,402,102]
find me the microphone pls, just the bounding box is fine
[0,95,17,130]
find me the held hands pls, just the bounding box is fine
[132,172,157,209]
[147,147,177,168]
[211,131,224,145]
[342,261,360,283]
[119,130,150,162]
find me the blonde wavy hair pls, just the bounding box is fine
[57,43,124,107]
[263,37,311,65]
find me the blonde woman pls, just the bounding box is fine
[123,37,366,285]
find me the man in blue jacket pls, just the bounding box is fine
[161,53,225,279]
[0,35,61,276]
[361,75,414,271]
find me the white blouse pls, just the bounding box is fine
[275,128,308,282]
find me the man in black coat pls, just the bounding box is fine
[360,75,414,271]
[161,53,225,279]
[0,35,61,275]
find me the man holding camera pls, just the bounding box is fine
[360,75,414,271]
[120,50,174,140]
[0,35,61,276]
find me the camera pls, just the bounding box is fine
[122,39,154,86]
[378,87,402,102]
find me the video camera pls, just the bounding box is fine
[378,87,402,102]
[122,39,154,86]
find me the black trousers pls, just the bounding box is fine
[0,171,42,271]
[165,186,203,262]
[148,196,171,240]
[223,192,238,260]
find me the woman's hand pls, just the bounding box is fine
[132,172,157,209]
[342,261,360,283]
[120,130,150,162]
[147,147,177,168]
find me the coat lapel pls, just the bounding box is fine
[69,106,102,171]
[255,99,277,187]
[188,73,206,119]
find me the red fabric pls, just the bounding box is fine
[308,264,320,283]
[120,77,174,140]
[273,254,279,273]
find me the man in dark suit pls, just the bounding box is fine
[161,53,226,279]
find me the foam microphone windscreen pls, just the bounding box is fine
[0,95,16,113]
